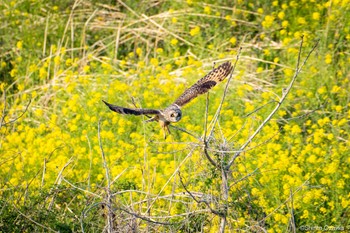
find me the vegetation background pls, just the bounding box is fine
[1,0,349,232]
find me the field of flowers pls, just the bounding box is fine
[1,0,349,232]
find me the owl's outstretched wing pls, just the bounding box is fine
[172,61,233,107]
[102,100,161,116]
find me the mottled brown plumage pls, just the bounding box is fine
[103,61,233,138]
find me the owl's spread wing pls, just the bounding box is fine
[102,100,161,116]
[172,61,233,107]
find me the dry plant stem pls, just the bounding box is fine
[98,119,114,233]
[226,37,319,169]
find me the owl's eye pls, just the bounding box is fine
[170,113,175,117]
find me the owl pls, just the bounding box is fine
[103,61,233,138]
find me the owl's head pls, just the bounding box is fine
[163,105,182,122]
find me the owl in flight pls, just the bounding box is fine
[103,61,233,138]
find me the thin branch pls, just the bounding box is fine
[202,92,219,168]
[1,98,32,127]
[207,49,242,140]
[178,171,222,216]
[243,100,277,118]
[61,177,101,198]
[229,166,261,189]
[98,118,114,233]
[203,92,210,141]
[289,189,296,233]
[0,90,6,128]
[203,142,219,168]
[226,38,319,169]
[169,124,199,140]
[12,204,58,232]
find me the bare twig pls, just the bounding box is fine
[178,171,222,216]
[169,124,199,140]
[226,37,319,169]
[98,118,114,233]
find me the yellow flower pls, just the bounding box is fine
[263,49,270,56]
[190,26,200,36]
[204,6,211,14]
[54,56,60,65]
[278,11,285,19]
[136,47,142,56]
[312,12,320,20]
[282,20,289,27]
[291,124,302,134]
[325,54,332,64]
[334,105,342,112]
[39,67,47,79]
[156,48,163,54]
[150,58,158,66]
[297,17,306,25]
[229,37,237,45]
[170,38,178,45]
[16,40,23,50]
[317,86,326,94]
[262,15,275,28]
[283,68,293,77]
[10,68,17,77]
[83,65,90,73]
